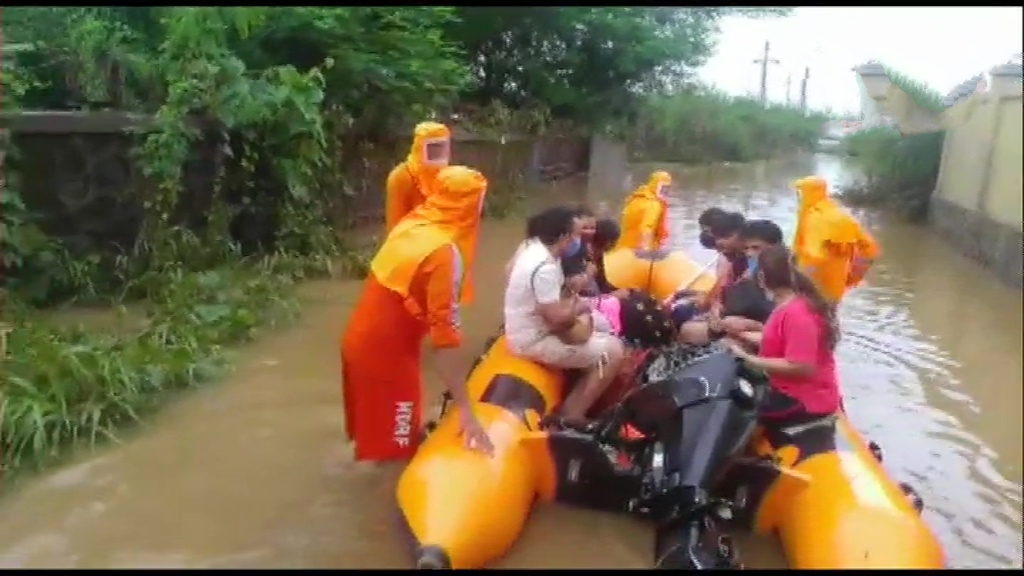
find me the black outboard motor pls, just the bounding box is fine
[620,347,765,569]
[626,350,760,488]
[541,344,766,569]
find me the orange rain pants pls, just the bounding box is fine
[340,246,463,462]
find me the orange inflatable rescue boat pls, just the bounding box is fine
[395,248,945,569]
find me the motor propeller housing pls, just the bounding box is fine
[545,345,766,570]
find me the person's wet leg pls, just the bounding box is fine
[559,337,625,421]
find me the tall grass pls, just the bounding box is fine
[630,89,829,164]
[886,68,947,114]
[841,65,946,222]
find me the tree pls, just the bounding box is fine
[445,8,791,125]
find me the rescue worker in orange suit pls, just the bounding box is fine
[342,165,493,462]
[385,121,451,232]
[792,176,881,304]
[384,121,477,305]
[616,170,672,251]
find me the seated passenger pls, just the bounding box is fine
[561,216,675,349]
[575,204,598,246]
[663,206,730,315]
[726,245,842,427]
[719,219,786,346]
[559,205,593,290]
[675,218,784,346]
[505,204,589,282]
[709,211,750,293]
[504,207,597,340]
[697,206,729,251]
[560,233,608,342]
[585,219,631,298]
[504,206,626,424]
[668,211,747,330]
[563,205,631,298]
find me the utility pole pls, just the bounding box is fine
[785,74,792,106]
[753,40,780,104]
[799,66,810,112]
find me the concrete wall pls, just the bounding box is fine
[929,77,1023,288]
[586,135,630,198]
[0,111,590,251]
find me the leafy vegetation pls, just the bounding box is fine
[1,7,805,477]
[446,8,789,127]
[630,90,829,163]
[841,66,945,221]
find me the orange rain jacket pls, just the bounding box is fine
[793,176,881,303]
[616,170,671,251]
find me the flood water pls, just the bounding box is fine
[0,154,1020,569]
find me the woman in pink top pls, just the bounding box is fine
[728,245,842,425]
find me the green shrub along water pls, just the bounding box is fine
[629,90,830,163]
[840,67,946,222]
[1,7,807,479]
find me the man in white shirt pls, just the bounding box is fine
[504,205,625,424]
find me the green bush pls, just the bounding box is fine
[629,89,829,164]
[1,259,308,477]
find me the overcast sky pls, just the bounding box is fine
[698,7,1023,114]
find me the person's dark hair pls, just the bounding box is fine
[740,219,784,245]
[698,207,728,229]
[572,204,595,218]
[709,211,745,239]
[757,245,840,351]
[592,218,621,251]
[526,205,578,245]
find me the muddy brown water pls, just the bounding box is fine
[0,156,1020,569]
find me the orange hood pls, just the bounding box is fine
[794,175,860,252]
[795,175,829,214]
[628,170,672,202]
[617,171,671,249]
[406,121,452,186]
[371,165,487,304]
[794,175,826,253]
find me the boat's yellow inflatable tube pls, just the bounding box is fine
[603,248,716,301]
[396,336,563,569]
[729,416,946,568]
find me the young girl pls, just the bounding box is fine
[728,245,842,426]
[561,214,674,349]
[576,204,598,246]
[564,216,629,298]
[587,219,631,297]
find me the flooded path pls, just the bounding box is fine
[0,158,1020,569]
